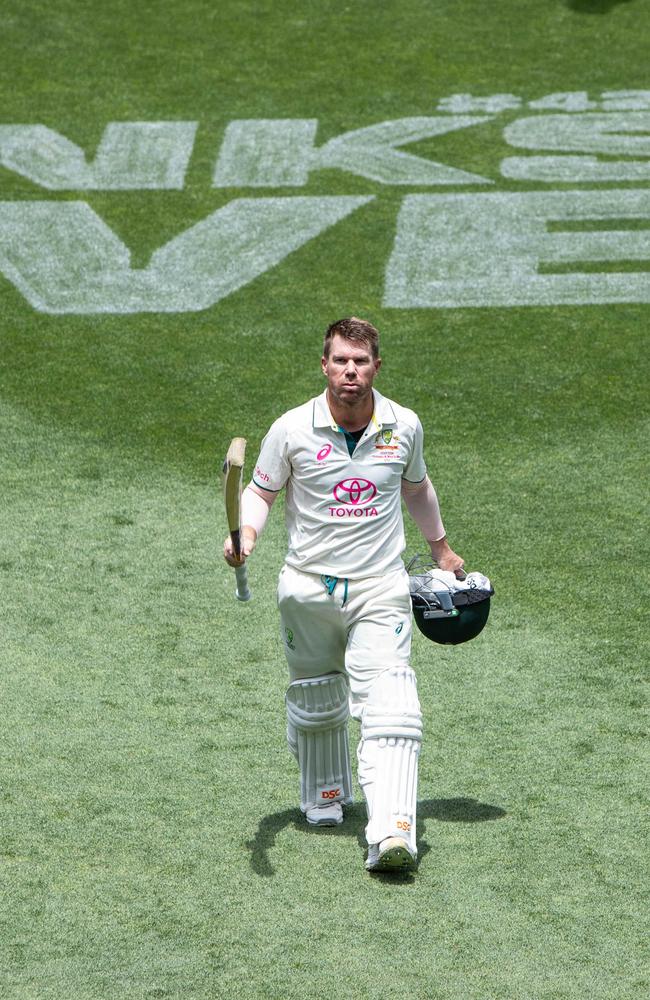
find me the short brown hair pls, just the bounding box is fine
[323,317,380,359]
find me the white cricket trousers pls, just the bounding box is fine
[278,564,422,853]
[277,564,413,717]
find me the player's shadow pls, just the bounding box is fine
[566,0,633,12]
[246,797,507,878]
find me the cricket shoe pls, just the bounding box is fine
[305,802,344,826]
[365,837,417,873]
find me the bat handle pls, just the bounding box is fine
[234,563,251,602]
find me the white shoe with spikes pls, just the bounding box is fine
[365,836,417,872]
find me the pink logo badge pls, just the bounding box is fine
[317,444,332,461]
[333,478,377,505]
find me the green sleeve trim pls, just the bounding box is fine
[252,479,283,493]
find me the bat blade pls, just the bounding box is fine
[222,436,251,602]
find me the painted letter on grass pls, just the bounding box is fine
[384,190,650,308]
[0,122,198,190]
[0,196,372,313]
[213,117,493,187]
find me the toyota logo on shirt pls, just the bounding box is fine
[333,478,377,505]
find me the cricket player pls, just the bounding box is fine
[224,317,464,873]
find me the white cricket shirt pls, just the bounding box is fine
[252,388,427,578]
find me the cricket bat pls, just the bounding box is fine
[222,436,251,602]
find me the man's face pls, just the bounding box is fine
[321,334,381,407]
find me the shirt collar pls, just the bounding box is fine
[313,388,397,432]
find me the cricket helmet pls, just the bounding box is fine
[407,555,494,645]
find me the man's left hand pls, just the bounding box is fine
[429,537,466,579]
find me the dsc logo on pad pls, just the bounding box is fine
[319,787,342,800]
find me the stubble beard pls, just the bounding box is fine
[330,380,371,409]
[327,380,375,431]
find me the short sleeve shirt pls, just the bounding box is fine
[252,389,427,579]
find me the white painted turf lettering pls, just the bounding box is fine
[0,197,371,314]
[385,189,650,309]
[1,91,649,312]
[0,122,197,189]
[502,113,650,182]
[214,116,493,187]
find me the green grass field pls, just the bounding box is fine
[1,2,648,997]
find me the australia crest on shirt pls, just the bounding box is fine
[374,428,400,461]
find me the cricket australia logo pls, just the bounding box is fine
[375,429,399,452]
[330,478,378,518]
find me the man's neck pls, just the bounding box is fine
[326,389,374,432]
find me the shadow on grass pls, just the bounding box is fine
[566,0,633,12]
[246,797,506,877]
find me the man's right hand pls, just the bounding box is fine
[223,527,257,567]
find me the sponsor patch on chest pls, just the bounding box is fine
[374,429,400,459]
[328,476,379,518]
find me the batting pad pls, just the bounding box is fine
[285,673,354,813]
[358,665,422,854]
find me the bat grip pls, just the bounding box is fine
[234,563,251,602]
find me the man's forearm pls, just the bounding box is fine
[401,476,445,544]
[402,477,464,575]
[242,483,276,540]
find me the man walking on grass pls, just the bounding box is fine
[224,317,464,873]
